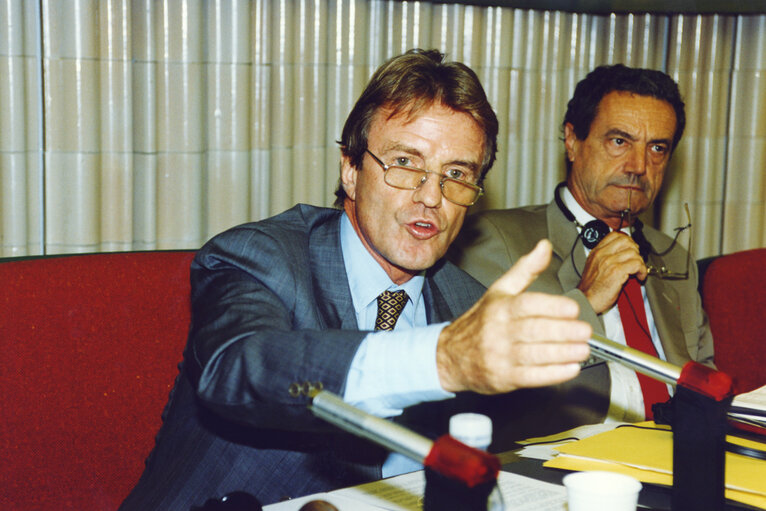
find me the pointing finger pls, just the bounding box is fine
[491,239,553,296]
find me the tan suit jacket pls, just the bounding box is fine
[448,201,714,447]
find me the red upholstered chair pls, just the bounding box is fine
[0,251,196,510]
[700,247,766,394]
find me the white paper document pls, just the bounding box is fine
[263,470,567,510]
[730,384,766,426]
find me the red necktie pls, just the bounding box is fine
[617,278,669,419]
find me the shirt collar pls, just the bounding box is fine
[562,186,629,235]
[340,213,424,313]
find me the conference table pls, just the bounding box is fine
[263,447,763,510]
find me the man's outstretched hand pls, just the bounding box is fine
[437,239,592,394]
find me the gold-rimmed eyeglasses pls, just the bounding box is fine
[365,150,483,206]
[639,203,693,280]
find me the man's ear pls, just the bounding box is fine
[563,123,578,162]
[340,153,358,201]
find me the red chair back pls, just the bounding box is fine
[0,251,195,510]
[701,248,766,394]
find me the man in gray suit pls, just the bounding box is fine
[120,49,591,509]
[450,64,714,444]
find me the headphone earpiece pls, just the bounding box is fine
[554,182,610,249]
[580,220,610,249]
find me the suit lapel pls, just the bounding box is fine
[307,212,358,331]
[644,246,688,366]
[547,202,587,293]
[423,276,448,324]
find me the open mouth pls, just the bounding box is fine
[407,221,439,239]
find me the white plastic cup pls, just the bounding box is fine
[563,471,642,511]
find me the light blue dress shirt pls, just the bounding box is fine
[339,214,453,476]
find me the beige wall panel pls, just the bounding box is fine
[42,0,100,59]
[269,63,295,147]
[664,137,727,258]
[155,62,204,151]
[1,154,30,255]
[729,69,766,138]
[734,15,766,71]
[152,0,204,62]
[269,147,295,214]
[250,0,272,65]
[269,0,299,64]
[44,59,100,152]
[367,0,431,59]
[23,56,41,151]
[100,0,131,61]
[99,152,134,251]
[206,0,252,63]
[207,63,251,151]
[293,67,329,206]
[325,0,367,67]
[606,13,667,68]
[723,16,766,253]
[2,1,764,255]
[0,56,27,151]
[99,59,133,152]
[132,61,157,153]
[723,138,766,252]
[0,0,21,55]
[293,146,330,208]
[0,152,42,256]
[294,0,329,64]
[155,152,203,248]
[665,14,736,258]
[250,63,272,149]
[323,62,366,138]
[45,153,100,253]
[294,66,328,147]
[250,148,274,220]
[206,151,251,236]
[131,0,155,62]
[429,3,482,63]
[132,152,158,250]
[478,66,511,209]
[323,147,342,208]
[0,1,42,256]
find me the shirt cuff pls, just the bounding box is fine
[343,322,454,417]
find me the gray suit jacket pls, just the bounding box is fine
[448,201,714,445]
[120,204,486,510]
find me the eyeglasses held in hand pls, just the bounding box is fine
[365,149,483,206]
[634,203,693,280]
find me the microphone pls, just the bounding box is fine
[588,333,734,511]
[309,391,502,510]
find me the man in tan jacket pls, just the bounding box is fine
[449,64,713,446]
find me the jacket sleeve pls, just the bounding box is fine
[186,225,367,431]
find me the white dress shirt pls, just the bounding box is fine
[562,188,672,422]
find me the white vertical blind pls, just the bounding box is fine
[0,0,763,257]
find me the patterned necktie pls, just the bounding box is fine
[374,290,408,331]
[617,277,670,419]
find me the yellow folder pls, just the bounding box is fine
[543,422,766,508]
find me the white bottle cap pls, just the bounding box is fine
[449,413,493,450]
